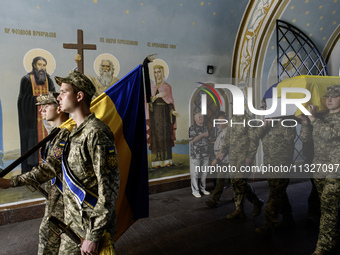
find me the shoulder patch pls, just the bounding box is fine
[107,147,117,169]
[54,141,66,158]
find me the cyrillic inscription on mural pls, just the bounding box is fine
[4,28,56,38]
[100,37,138,46]
[147,42,176,49]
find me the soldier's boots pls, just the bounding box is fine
[226,209,247,220]
[255,224,272,236]
[252,199,264,217]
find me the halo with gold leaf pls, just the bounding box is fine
[148,58,169,81]
[93,53,120,77]
[23,48,56,75]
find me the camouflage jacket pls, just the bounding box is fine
[300,112,340,165]
[63,113,119,243]
[220,115,254,167]
[214,127,229,163]
[11,127,70,188]
[248,122,296,166]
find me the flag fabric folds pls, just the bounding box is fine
[263,75,340,116]
[61,64,149,241]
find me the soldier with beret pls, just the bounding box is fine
[298,84,340,255]
[0,91,70,254]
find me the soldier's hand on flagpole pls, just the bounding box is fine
[0,178,11,189]
[81,239,99,255]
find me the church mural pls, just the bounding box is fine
[0,0,338,207]
[18,51,56,173]
[146,59,178,169]
[76,53,120,98]
[1,0,246,206]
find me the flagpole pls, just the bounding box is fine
[143,54,156,103]
[0,128,60,178]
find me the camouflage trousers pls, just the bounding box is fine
[314,178,340,252]
[308,178,321,217]
[210,179,226,204]
[59,234,81,255]
[210,164,229,204]
[230,178,260,211]
[264,179,292,227]
[38,190,64,255]
[38,216,61,255]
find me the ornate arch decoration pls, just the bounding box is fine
[276,19,328,82]
[322,25,340,65]
[232,0,289,111]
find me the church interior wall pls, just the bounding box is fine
[0,0,339,211]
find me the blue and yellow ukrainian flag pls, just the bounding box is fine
[61,65,149,241]
[263,75,340,116]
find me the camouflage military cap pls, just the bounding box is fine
[36,92,59,105]
[54,70,96,98]
[324,84,340,98]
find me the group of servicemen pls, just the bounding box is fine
[0,75,339,255]
[0,70,120,255]
[189,84,340,255]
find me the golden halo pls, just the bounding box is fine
[149,58,169,81]
[23,48,56,75]
[94,53,120,77]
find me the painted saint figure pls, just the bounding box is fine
[75,54,119,98]
[17,56,55,173]
[146,65,178,168]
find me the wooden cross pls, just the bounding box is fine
[63,29,96,73]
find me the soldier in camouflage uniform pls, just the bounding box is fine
[0,92,70,255]
[298,84,340,255]
[55,70,119,255]
[217,114,264,219]
[205,111,230,208]
[248,116,296,236]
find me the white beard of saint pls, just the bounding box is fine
[99,70,114,87]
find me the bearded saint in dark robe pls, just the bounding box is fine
[17,56,55,173]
